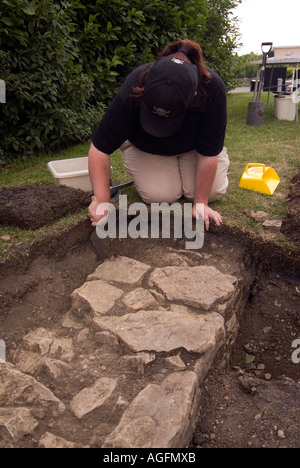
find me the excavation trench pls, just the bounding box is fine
[0,220,299,448]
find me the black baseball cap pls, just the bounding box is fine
[140,56,198,138]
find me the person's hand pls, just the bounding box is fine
[88,197,110,227]
[192,203,223,231]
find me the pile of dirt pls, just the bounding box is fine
[281,171,300,245]
[0,184,90,230]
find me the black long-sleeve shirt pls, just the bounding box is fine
[92,63,227,157]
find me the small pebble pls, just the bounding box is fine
[1,235,11,242]
[277,430,285,439]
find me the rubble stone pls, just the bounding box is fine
[0,407,38,441]
[88,256,151,285]
[149,265,237,311]
[262,220,282,232]
[70,377,118,419]
[1,253,243,448]
[71,280,123,316]
[39,432,76,448]
[122,288,158,310]
[23,328,54,355]
[0,364,65,417]
[93,305,225,354]
[103,371,200,448]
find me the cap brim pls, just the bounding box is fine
[140,104,184,138]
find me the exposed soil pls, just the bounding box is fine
[191,270,300,449]
[281,171,300,245]
[0,222,299,448]
[0,177,299,448]
[1,174,299,244]
[0,184,90,230]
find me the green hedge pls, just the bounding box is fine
[0,0,241,165]
[0,0,104,165]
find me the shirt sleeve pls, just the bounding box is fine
[196,75,227,157]
[91,65,148,155]
[92,95,136,155]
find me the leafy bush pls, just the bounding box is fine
[0,0,103,164]
[0,0,241,165]
[70,0,202,105]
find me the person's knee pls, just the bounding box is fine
[208,177,229,203]
[208,147,230,202]
[138,185,182,205]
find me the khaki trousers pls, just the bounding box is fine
[120,141,229,204]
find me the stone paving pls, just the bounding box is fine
[0,249,250,448]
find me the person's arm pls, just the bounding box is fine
[192,153,222,231]
[88,143,111,226]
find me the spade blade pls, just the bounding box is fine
[90,229,106,261]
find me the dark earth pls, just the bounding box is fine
[0,172,299,246]
[0,174,299,448]
[0,184,90,230]
[281,172,300,245]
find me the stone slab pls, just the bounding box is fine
[70,377,118,419]
[88,256,151,285]
[103,371,200,448]
[71,280,123,316]
[39,432,76,448]
[93,305,225,354]
[0,364,65,417]
[23,328,54,355]
[122,288,158,310]
[149,265,237,311]
[0,407,38,441]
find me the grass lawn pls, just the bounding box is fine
[0,92,299,257]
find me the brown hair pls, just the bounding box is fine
[133,39,212,112]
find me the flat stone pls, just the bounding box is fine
[149,265,237,311]
[88,256,151,285]
[93,305,225,354]
[49,337,74,362]
[95,331,120,352]
[253,211,269,223]
[43,358,70,380]
[0,364,65,417]
[21,329,75,363]
[122,288,158,310]
[262,220,282,231]
[70,377,118,419]
[71,280,123,316]
[121,353,156,374]
[23,328,54,355]
[195,345,222,384]
[61,312,83,329]
[1,235,11,242]
[14,350,45,375]
[39,432,76,448]
[165,355,186,370]
[103,371,200,448]
[0,407,38,441]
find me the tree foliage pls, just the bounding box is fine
[233,52,262,79]
[0,0,104,165]
[0,0,241,164]
[200,0,242,89]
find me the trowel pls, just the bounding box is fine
[90,180,133,260]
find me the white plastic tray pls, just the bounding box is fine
[47,157,92,192]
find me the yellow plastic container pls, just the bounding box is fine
[239,163,280,195]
